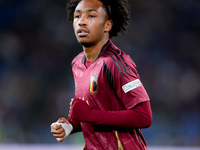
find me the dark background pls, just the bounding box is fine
[0,0,200,146]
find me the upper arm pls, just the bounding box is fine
[112,55,150,109]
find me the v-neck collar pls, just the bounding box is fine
[81,39,112,65]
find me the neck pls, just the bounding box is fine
[83,38,109,61]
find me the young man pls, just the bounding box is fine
[51,0,152,149]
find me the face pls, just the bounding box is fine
[73,0,112,47]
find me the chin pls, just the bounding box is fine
[78,38,94,47]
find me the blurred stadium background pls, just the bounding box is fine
[0,0,200,149]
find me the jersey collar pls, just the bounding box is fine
[81,39,112,65]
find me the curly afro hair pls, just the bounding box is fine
[66,0,130,38]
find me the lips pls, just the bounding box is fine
[77,28,89,36]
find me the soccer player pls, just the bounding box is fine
[51,0,152,149]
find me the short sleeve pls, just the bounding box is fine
[113,55,150,110]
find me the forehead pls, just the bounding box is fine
[75,0,104,12]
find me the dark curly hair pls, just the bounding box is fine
[66,0,130,38]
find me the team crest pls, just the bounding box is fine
[89,75,98,93]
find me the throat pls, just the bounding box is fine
[83,46,101,61]
[83,39,109,61]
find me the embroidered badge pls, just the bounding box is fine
[89,75,98,93]
[122,79,141,93]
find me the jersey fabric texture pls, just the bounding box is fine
[71,39,150,150]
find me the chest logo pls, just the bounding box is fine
[89,75,98,93]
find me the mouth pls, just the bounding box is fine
[77,28,89,37]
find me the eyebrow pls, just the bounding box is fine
[74,9,98,13]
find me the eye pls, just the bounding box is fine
[88,15,95,18]
[74,15,81,19]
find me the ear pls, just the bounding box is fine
[104,20,113,33]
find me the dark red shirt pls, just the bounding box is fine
[71,39,150,150]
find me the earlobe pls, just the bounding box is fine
[104,20,113,32]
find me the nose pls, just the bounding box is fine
[78,15,87,26]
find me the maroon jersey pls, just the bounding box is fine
[71,39,150,150]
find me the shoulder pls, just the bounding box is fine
[71,52,85,67]
[102,42,136,77]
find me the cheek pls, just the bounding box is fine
[91,20,106,33]
[98,17,107,31]
[73,22,77,34]
[73,22,76,30]
[99,17,106,25]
